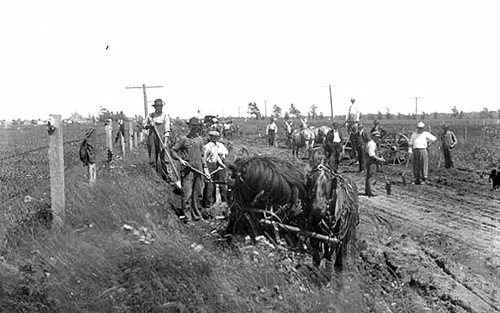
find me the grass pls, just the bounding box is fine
[0,145,372,312]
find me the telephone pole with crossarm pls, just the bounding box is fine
[126,84,163,118]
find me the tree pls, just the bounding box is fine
[377,111,383,120]
[318,112,324,119]
[272,105,282,118]
[385,108,392,120]
[247,102,261,120]
[289,104,301,118]
[284,111,290,120]
[451,106,459,119]
[308,104,318,119]
[479,107,490,119]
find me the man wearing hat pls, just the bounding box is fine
[266,117,278,147]
[171,117,210,222]
[365,131,386,196]
[440,124,458,169]
[409,122,437,184]
[202,130,228,208]
[143,99,171,172]
[370,119,387,139]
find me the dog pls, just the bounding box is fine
[488,169,500,190]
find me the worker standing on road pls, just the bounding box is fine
[409,121,437,185]
[171,117,211,222]
[266,117,278,147]
[365,132,386,197]
[354,123,370,172]
[440,124,458,169]
[143,99,171,172]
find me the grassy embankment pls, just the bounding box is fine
[0,146,365,313]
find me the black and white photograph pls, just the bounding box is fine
[1,1,499,312]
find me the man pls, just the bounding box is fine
[371,119,387,138]
[409,122,437,184]
[365,132,386,197]
[283,119,294,148]
[143,99,171,172]
[171,117,211,222]
[354,123,370,172]
[202,131,228,208]
[324,122,343,170]
[115,117,125,144]
[440,125,458,169]
[266,117,278,147]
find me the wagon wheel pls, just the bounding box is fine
[379,132,410,165]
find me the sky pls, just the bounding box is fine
[1,0,499,121]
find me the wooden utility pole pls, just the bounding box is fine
[329,85,334,121]
[126,84,163,118]
[47,114,65,227]
[410,97,424,120]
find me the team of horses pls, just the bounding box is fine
[224,152,359,273]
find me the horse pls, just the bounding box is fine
[292,119,316,158]
[306,162,359,270]
[225,156,308,242]
[314,125,332,145]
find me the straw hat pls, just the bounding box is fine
[417,121,425,128]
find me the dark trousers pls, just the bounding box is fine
[268,130,276,146]
[356,144,365,172]
[147,133,162,170]
[181,166,203,220]
[202,162,227,207]
[328,142,342,170]
[442,147,453,168]
[365,157,377,195]
[413,148,428,182]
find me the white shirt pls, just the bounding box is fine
[409,131,437,151]
[143,112,171,136]
[266,122,277,134]
[366,140,377,157]
[332,129,341,143]
[204,141,227,164]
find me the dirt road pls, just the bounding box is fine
[233,139,500,312]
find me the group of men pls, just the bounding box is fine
[341,119,457,196]
[143,99,228,223]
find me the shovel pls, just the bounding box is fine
[151,125,182,189]
[184,162,212,180]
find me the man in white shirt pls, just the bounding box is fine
[365,132,386,196]
[143,99,171,172]
[324,122,344,170]
[202,131,228,208]
[409,122,437,185]
[266,118,278,147]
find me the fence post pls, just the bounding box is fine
[464,126,468,143]
[128,121,134,152]
[120,133,126,155]
[134,132,138,148]
[48,114,65,227]
[105,121,113,162]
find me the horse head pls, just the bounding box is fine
[307,164,338,220]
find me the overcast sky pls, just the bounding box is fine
[1,0,499,120]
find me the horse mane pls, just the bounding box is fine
[229,155,307,206]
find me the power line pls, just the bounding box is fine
[126,84,163,118]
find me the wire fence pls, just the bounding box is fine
[0,126,106,212]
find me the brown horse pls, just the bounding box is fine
[306,163,359,270]
[225,156,308,241]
